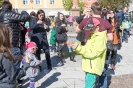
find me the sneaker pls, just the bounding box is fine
[57,61,64,66]
[111,64,115,70]
[50,52,53,55]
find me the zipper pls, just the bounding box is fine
[90,60,92,69]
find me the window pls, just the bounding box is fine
[50,0,55,5]
[23,0,28,5]
[36,0,41,5]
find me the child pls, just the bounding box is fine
[71,18,107,88]
[22,42,42,88]
[50,28,56,55]
[0,24,24,88]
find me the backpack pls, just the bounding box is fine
[121,20,131,30]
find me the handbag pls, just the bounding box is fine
[106,41,113,51]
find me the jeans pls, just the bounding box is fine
[99,64,108,88]
[84,72,97,88]
[51,44,56,52]
[11,47,21,69]
[123,29,129,42]
[107,50,117,65]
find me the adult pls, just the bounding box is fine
[55,13,75,66]
[75,2,113,41]
[30,9,52,70]
[116,5,124,23]
[107,10,121,70]
[83,7,92,18]
[123,7,131,43]
[0,1,30,83]
[0,1,30,48]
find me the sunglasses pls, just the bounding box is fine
[32,47,38,50]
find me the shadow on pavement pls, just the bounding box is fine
[37,72,61,88]
[115,54,123,65]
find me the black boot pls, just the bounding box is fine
[69,53,76,62]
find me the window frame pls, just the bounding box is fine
[22,0,28,5]
[50,0,55,5]
[35,0,41,5]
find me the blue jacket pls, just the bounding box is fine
[116,11,124,23]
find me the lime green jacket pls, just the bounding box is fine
[76,31,107,76]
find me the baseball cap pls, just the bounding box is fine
[84,18,100,30]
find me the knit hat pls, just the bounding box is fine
[84,18,100,30]
[25,42,37,49]
[117,5,123,10]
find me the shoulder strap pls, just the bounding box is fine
[0,55,3,69]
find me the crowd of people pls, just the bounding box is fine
[0,1,132,88]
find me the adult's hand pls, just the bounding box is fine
[37,20,42,24]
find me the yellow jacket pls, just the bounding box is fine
[76,31,107,76]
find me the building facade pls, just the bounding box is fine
[9,0,96,16]
[83,0,97,8]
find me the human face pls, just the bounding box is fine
[38,13,44,20]
[31,46,38,53]
[124,7,128,12]
[86,10,92,17]
[110,11,115,18]
[59,14,64,20]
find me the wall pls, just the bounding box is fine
[46,0,64,8]
[84,0,97,8]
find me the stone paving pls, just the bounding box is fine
[22,31,133,88]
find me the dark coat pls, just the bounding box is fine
[0,9,30,47]
[55,21,67,43]
[30,18,50,50]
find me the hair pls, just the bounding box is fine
[36,9,46,22]
[56,13,66,25]
[2,1,12,10]
[30,11,36,17]
[101,8,108,18]
[91,2,102,15]
[108,10,121,27]
[0,24,14,62]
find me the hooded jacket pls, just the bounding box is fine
[76,31,107,75]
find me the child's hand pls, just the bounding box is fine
[71,43,78,50]
[25,57,30,63]
[39,61,42,66]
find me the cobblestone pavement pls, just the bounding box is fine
[22,31,133,88]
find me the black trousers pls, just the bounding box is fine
[36,48,51,67]
[106,50,117,65]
